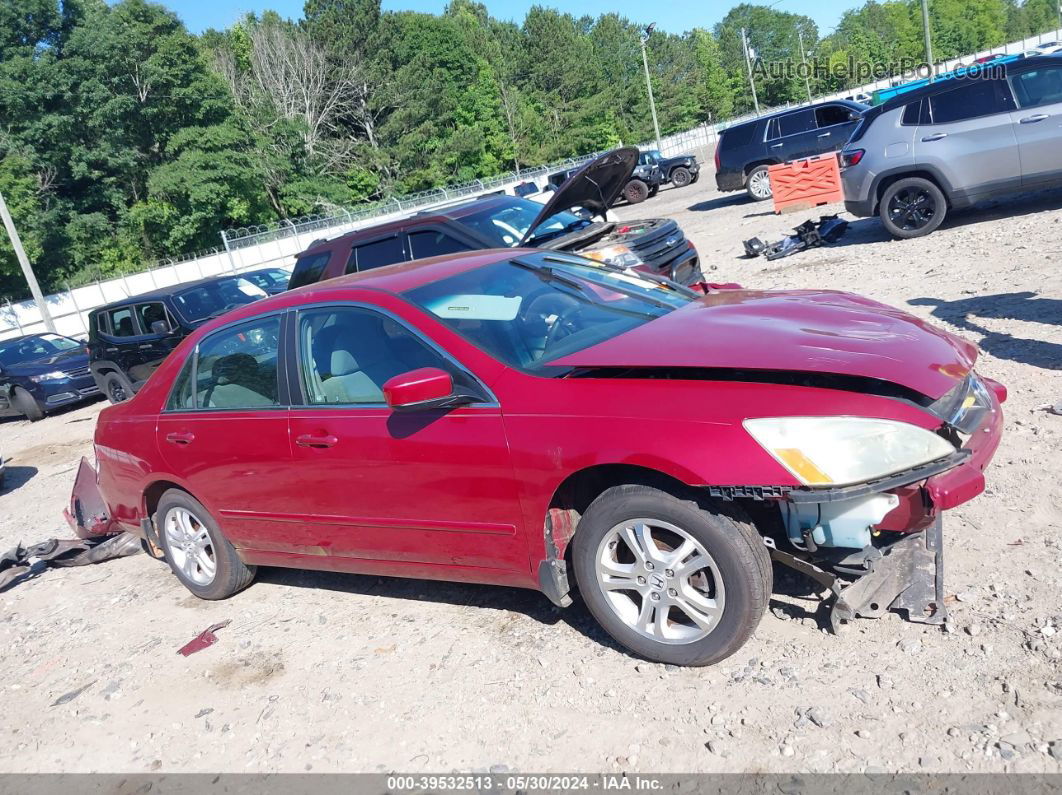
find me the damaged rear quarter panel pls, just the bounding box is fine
[495,368,941,568]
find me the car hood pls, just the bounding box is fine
[552,289,977,400]
[519,147,638,244]
[4,347,89,376]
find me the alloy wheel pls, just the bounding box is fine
[887,187,936,231]
[594,518,726,645]
[108,379,128,403]
[164,507,217,586]
[748,169,771,199]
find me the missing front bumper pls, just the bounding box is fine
[768,517,948,633]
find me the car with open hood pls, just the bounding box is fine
[0,333,100,421]
[72,249,1003,667]
[286,147,701,289]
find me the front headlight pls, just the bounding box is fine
[929,372,992,434]
[743,416,956,487]
[584,245,642,269]
[29,370,68,383]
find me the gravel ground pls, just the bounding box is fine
[1,171,1060,774]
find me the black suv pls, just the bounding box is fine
[639,149,700,188]
[547,155,663,204]
[87,274,268,403]
[0,333,100,421]
[289,147,701,289]
[714,100,866,201]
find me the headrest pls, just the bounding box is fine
[214,353,257,385]
[330,349,358,376]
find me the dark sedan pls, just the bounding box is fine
[0,333,101,421]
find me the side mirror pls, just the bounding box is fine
[150,320,171,335]
[849,111,862,121]
[382,367,478,412]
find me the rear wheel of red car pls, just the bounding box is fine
[11,387,44,422]
[572,485,771,667]
[156,489,256,600]
[624,179,650,204]
[671,167,692,188]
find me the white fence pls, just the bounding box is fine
[3,25,1060,341]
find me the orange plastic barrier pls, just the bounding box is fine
[768,154,844,214]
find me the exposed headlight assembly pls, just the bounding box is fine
[584,245,642,269]
[29,370,68,383]
[743,416,956,487]
[928,372,992,435]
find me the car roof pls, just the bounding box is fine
[722,99,867,132]
[298,194,521,257]
[88,272,254,314]
[878,53,1062,112]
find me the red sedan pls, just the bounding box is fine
[75,249,1004,666]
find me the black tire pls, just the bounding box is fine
[103,372,131,404]
[690,171,700,184]
[571,484,771,667]
[671,167,692,188]
[879,176,947,239]
[648,184,659,198]
[623,179,650,204]
[156,488,256,600]
[745,165,772,201]
[11,387,44,422]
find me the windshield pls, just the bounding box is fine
[243,269,289,291]
[0,333,81,367]
[642,150,662,164]
[456,197,589,247]
[404,253,693,371]
[171,277,268,323]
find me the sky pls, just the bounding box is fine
[169,0,855,37]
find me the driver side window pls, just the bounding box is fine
[297,307,455,406]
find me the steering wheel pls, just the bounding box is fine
[519,291,582,356]
[542,302,583,352]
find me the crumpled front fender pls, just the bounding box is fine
[64,457,119,539]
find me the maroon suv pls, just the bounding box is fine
[288,148,701,290]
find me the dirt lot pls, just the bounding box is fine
[1,174,1061,774]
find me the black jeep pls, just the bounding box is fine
[638,150,700,189]
[87,274,268,403]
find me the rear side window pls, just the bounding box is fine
[166,356,195,411]
[193,317,282,410]
[408,230,473,259]
[901,100,922,125]
[772,109,816,138]
[1010,64,1062,108]
[720,122,756,148]
[345,235,406,273]
[929,79,1011,123]
[106,307,137,337]
[136,302,171,335]
[288,252,331,290]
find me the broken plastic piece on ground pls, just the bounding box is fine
[743,215,850,261]
[178,620,232,657]
[0,532,141,591]
[64,457,119,539]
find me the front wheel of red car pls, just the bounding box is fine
[156,489,256,600]
[572,485,771,667]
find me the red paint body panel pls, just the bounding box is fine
[86,251,1004,596]
[553,289,978,400]
[382,367,453,407]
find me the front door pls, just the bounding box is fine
[286,304,525,573]
[156,313,293,550]
[1008,62,1062,187]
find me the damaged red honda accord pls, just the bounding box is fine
[72,249,1004,666]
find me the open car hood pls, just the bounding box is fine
[519,147,638,245]
[551,289,979,400]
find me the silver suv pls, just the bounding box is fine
[841,55,1062,238]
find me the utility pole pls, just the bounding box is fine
[741,27,761,115]
[797,28,812,103]
[640,23,663,153]
[0,188,54,333]
[920,0,934,80]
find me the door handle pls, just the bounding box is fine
[138,344,154,349]
[770,143,784,148]
[921,133,948,141]
[1019,113,1049,124]
[165,431,195,446]
[295,433,339,449]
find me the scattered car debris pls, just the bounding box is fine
[1037,402,1062,416]
[0,532,140,590]
[178,620,232,657]
[743,214,849,260]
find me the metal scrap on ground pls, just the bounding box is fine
[0,532,140,590]
[178,620,232,657]
[743,215,849,261]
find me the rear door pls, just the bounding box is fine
[766,109,820,161]
[128,301,183,384]
[914,78,1021,197]
[156,313,293,550]
[1007,62,1062,187]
